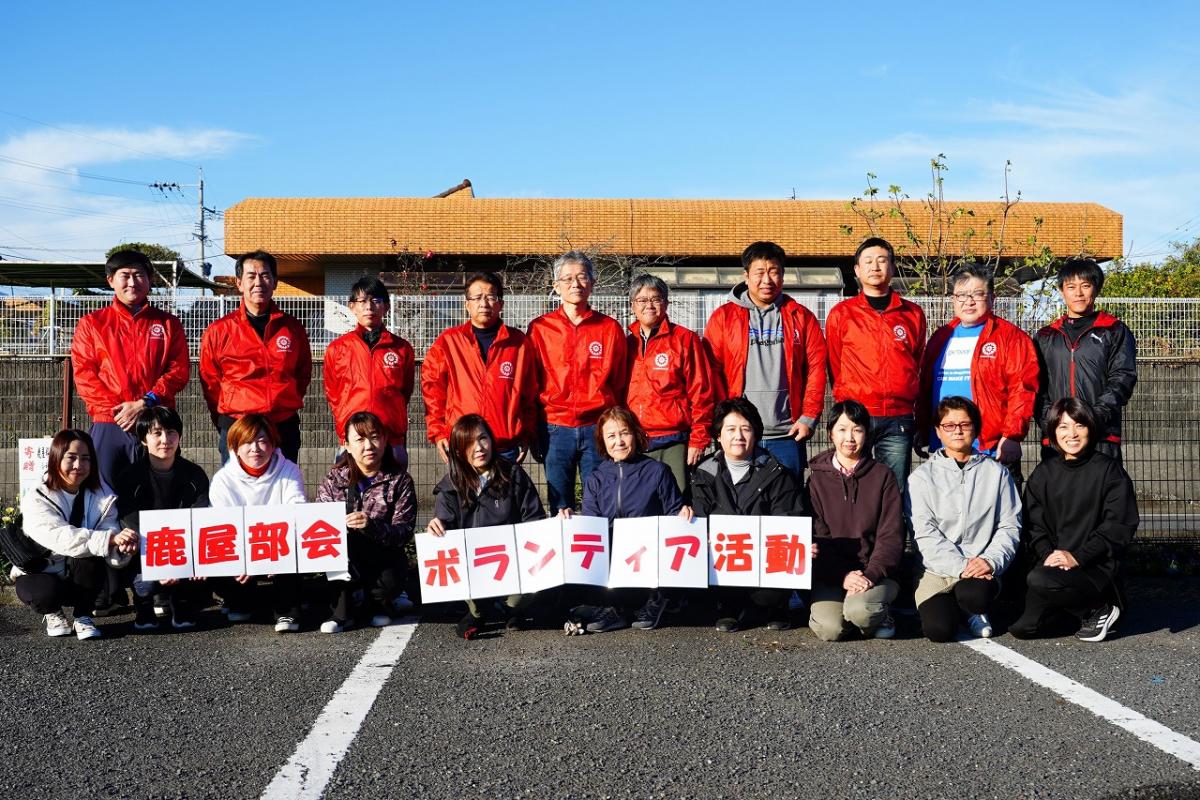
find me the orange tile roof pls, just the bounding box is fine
[225,197,1121,261]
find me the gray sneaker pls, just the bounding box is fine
[585,606,628,633]
[632,592,667,631]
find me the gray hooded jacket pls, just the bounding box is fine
[731,283,791,438]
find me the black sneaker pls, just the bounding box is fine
[632,592,667,631]
[766,616,791,632]
[585,606,628,633]
[133,606,159,631]
[715,609,746,633]
[504,613,526,631]
[1075,605,1120,642]
[456,612,484,640]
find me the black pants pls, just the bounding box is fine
[1010,565,1109,638]
[218,574,303,619]
[717,587,788,619]
[328,536,406,623]
[918,578,999,642]
[14,557,106,616]
[217,414,301,465]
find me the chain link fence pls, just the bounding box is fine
[0,293,1197,555]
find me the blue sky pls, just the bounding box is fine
[3,2,1198,276]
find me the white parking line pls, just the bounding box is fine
[260,617,420,800]
[961,638,1200,771]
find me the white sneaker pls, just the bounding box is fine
[319,619,344,634]
[44,611,72,637]
[274,616,299,633]
[392,592,414,612]
[370,614,392,628]
[73,616,102,640]
[968,613,994,639]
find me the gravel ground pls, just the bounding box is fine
[0,578,1197,800]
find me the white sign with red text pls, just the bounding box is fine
[608,517,659,589]
[707,515,760,588]
[416,529,471,603]
[294,503,350,575]
[561,515,610,587]
[139,508,195,582]
[757,515,813,590]
[243,505,298,577]
[464,525,522,599]
[657,516,708,589]
[514,517,566,594]
[190,506,246,578]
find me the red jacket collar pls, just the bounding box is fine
[458,320,515,344]
[626,317,673,338]
[110,298,151,319]
[944,312,995,334]
[1048,310,1120,332]
[554,305,596,325]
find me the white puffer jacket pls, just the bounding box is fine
[13,484,127,579]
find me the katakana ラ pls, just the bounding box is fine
[473,543,511,581]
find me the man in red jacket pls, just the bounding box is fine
[826,237,926,490]
[70,249,190,489]
[625,274,715,490]
[422,271,538,463]
[527,251,627,513]
[703,241,826,478]
[324,276,415,469]
[917,263,1039,483]
[199,250,312,464]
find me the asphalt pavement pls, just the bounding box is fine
[1,578,1198,800]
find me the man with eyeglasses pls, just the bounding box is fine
[200,250,312,464]
[527,251,627,513]
[917,262,1038,483]
[624,274,716,490]
[422,271,538,463]
[324,276,416,469]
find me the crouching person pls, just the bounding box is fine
[14,429,136,639]
[807,400,903,641]
[114,407,210,631]
[428,414,545,640]
[690,398,806,633]
[316,412,415,633]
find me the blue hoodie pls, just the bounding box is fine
[581,455,684,520]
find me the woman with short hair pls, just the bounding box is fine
[1010,398,1138,642]
[14,429,135,639]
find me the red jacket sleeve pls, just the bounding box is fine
[703,309,730,400]
[70,315,115,412]
[198,325,222,420]
[799,310,828,422]
[150,314,191,405]
[399,340,416,404]
[322,338,344,424]
[607,323,629,405]
[685,332,717,450]
[420,336,451,444]
[1002,329,1040,441]
[293,324,313,402]
[824,305,845,392]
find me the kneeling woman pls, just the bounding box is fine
[316,411,416,633]
[690,398,805,633]
[807,400,903,641]
[15,429,136,639]
[1011,398,1138,642]
[209,414,307,633]
[909,397,1020,642]
[561,406,692,634]
[429,414,545,639]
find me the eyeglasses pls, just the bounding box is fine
[351,297,388,308]
[938,422,974,433]
[467,294,500,304]
[633,297,665,308]
[952,290,989,304]
[555,275,591,286]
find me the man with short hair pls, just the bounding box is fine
[703,241,826,478]
[825,237,927,490]
[70,248,190,489]
[917,263,1039,481]
[324,276,415,469]
[1034,258,1137,463]
[527,252,627,513]
[422,271,538,463]
[624,274,716,490]
[199,250,312,464]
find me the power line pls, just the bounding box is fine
[0,154,154,185]
[0,108,202,169]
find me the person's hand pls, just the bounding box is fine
[427,518,447,537]
[160,578,179,587]
[687,446,704,467]
[995,437,1023,465]
[111,528,138,553]
[557,508,574,519]
[788,420,813,442]
[515,446,529,465]
[1044,549,1079,570]
[810,541,819,559]
[961,557,994,579]
[677,505,695,522]
[345,511,368,530]
[235,574,252,585]
[842,569,873,595]
[112,399,147,432]
[436,439,450,464]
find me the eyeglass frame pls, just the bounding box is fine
[937,421,975,433]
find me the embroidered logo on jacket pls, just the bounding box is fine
[276,335,292,352]
[588,341,603,359]
[653,353,670,370]
[893,325,908,342]
[980,342,998,358]
[383,351,399,367]
[149,323,166,340]
[499,361,514,378]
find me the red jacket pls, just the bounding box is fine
[703,292,827,424]
[198,303,312,423]
[421,322,539,450]
[526,307,627,427]
[625,319,716,449]
[917,313,1039,451]
[323,327,415,445]
[825,293,927,417]
[70,300,190,423]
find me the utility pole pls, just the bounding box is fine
[197,166,205,288]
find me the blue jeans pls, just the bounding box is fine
[759,436,807,479]
[870,414,914,492]
[543,423,600,514]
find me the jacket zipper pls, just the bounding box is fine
[616,462,624,518]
